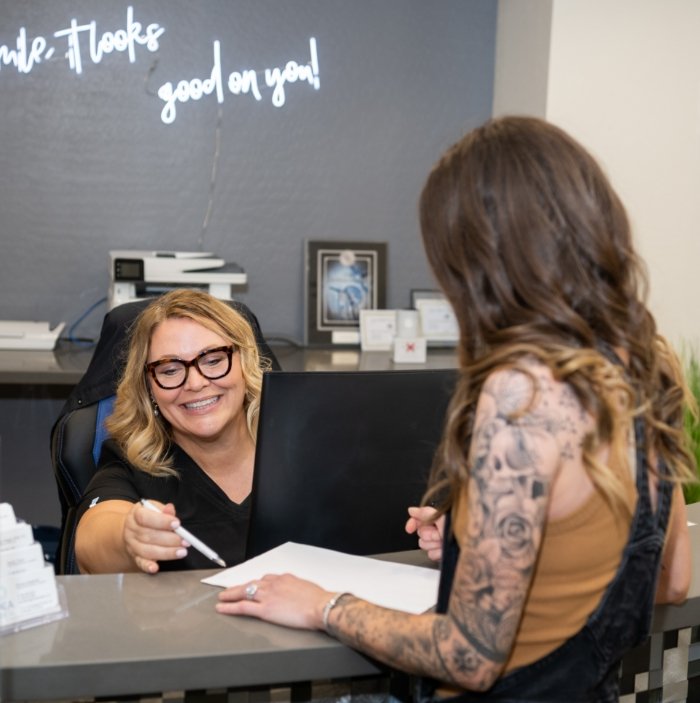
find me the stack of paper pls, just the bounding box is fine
[0,503,67,633]
[202,542,440,614]
[0,321,66,350]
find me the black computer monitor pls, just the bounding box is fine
[245,368,458,558]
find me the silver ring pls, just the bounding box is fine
[245,583,258,601]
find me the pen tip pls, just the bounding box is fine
[215,558,226,568]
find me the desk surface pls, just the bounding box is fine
[0,342,458,385]
[0,567,384,701]
[0,342,95,385]
[2,507,700,702]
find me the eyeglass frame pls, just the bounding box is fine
[145,345,237,390]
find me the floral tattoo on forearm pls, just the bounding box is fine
[329,365,584,690]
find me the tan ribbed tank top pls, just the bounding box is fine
[451,469,636,671]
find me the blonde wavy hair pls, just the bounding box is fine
[105,289,269,477]
[419,116,697,515]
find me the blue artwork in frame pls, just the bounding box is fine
[304,240,387,345]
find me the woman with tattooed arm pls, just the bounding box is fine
[216,117,695,701]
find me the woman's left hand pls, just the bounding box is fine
[216,573,334,630]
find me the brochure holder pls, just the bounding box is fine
[0,503,68,635]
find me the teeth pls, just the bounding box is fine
[184,397,218,410]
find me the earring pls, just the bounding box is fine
[150,395,160,417]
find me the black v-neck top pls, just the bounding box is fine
[76,439,249,571]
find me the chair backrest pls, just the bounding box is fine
[51,402,103,573]
[50,297,279,574]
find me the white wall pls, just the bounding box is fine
[494,0,700,349]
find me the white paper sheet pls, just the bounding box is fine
[201,542,440,614]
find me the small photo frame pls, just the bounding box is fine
[411,289,458,347]
[360,309,397,351]
[305,240,387,345]
[410,289,447,308]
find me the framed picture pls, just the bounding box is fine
[359,309,397,351]
[410,289,446,308]
[411,289,459,347]
[305,240,387,345]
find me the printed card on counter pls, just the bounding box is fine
[0,564,63,629]
[0,541,46,577]
[0,502,15,523]
[0,502,68,634]
[0,520,33,551]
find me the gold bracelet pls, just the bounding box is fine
[322,591,350,631]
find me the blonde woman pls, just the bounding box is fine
[75,289,269,574]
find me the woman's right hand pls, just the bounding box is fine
[122,500,189,574]
[405,506,444,561]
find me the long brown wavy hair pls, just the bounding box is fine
[105,289,269,477]
[419,116,696,515]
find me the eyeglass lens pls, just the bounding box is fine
[151,347,233,389]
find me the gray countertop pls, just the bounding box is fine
[0,568,383,701]
[2,505,699,702]
[0,343,458,385]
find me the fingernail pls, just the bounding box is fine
[170,520,180,530]
[176,548,187,558]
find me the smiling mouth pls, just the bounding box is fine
[182,397,220,411]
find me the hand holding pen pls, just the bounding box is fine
[140,499,227,568]
[123,499,226,574]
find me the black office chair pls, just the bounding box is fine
[50,297,280,574]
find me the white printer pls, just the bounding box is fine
[108,250,247,309]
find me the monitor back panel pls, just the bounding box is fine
[246,369,458,558]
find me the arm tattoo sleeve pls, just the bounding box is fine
[328,365,576,691]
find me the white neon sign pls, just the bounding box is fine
[0,6,322,125]
[157,37,320,124]
[0,6,164,75]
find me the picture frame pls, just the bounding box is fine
[410,289,447,308]
[359,309,397,351]
[411,289,459,347]
[305,240,387,345]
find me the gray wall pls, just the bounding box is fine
[0,0,497,343]
[0,1,496,527]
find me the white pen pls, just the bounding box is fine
[140,498,227,568]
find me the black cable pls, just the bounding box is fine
[64,296,108,344]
